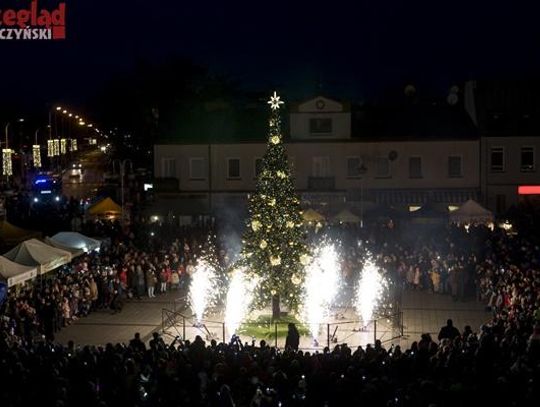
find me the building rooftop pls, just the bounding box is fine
[156,97,479,144]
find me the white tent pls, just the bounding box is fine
[0,256,38,287]
[45,232,101,257]
[449,199,494,224]
[332,209,361,224]
[3,239,72,275]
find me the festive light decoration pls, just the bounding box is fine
[70,138,78,152]
[242,92,309,313]
[300,254,311,266]
[267,91,284,110]
[32,145,41,168]
[269,255,282,266]
[355,257,387,325]
[259,240,268,249]
[47,140,54,157]
[224,267,259,335]
[60,139,67,155]
[302,243,341,338]
[2,149,12,176]
[53,139,60,156]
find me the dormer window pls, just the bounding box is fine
[309,118,332,135]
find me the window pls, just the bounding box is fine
[347,157,361,178]
[189,158,205,180]
[490,147,505,172]
[409,157,422,178]
[309,118,332,134]
[521,147,535,172]
[375,157,390,178]
[227,158,240,179]
[254,157,263,178]
[448,156,463,178]
[162,158,176,178]
[312,156,330,177]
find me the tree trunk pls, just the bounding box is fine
[272,294,281,321]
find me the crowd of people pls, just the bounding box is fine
[0,220,220,344]
[0,219,539,405]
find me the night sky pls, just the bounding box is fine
[1,0,538,111]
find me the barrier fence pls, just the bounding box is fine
[162,308,403,350]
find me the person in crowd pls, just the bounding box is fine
[146,270,156,298]
[285,323,300,351]
[438,319,461,341]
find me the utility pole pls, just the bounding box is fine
[113,159,133,224]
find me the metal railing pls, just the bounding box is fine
[161,308,404,349]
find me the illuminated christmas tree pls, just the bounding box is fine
[242,92,309,319]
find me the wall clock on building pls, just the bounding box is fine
[316,99,325,110]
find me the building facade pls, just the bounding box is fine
[154,96,482,218]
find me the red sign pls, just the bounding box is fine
[518,185,540,195]
[0,0,66,40]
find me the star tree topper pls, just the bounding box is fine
[268,91,284,110]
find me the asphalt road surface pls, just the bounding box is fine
[62,149,109,200]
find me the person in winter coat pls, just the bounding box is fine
[146,271,156,298]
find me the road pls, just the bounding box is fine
[62,149,109,200]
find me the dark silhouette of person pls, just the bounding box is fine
[285,323,300,351]
[438,319,461,341]
[129,332,146,353]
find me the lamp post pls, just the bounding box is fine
[358,163,368,228]
[113,159,133,224]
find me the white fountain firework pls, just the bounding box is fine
[224,267,259,335]
[303,243,341,338]
[189,259,220,323]
[354,258,386,325]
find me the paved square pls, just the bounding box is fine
[55,289,490,350]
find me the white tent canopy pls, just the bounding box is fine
[449,199,494,224]
[45,232,101,257]
[332,209,361,224]
[0,256,38,287]
[3,239,72,275]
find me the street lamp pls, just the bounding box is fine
[113,159,133,224]
[358,163,368,228]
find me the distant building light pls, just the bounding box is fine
[448,205,460,212]
[144,183,153,191]
[408,205,421,212]
[518,185,540,195]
